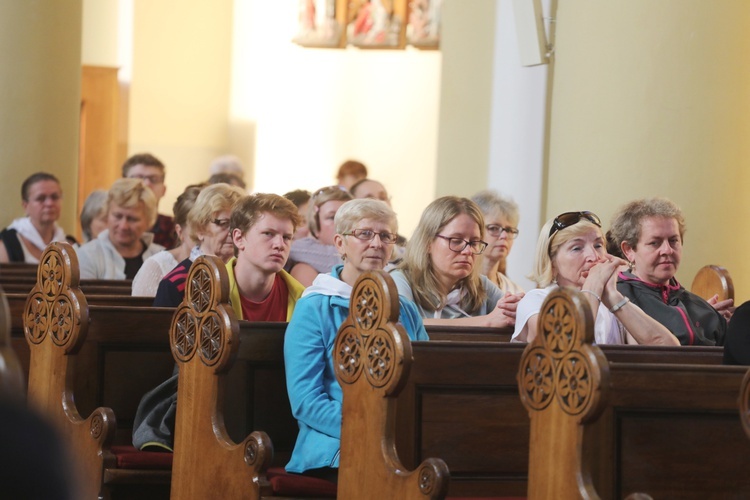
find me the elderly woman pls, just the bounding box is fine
[0,172,70,263]
[284,199,428,481]
[151,183,246,307]
[471,190,524,294]
[390,196,522,327]
[78,178,164,280]
[80,190,109,243]
[511,211,678,345]
[287,186,353,286]
[610,198,730,346]
[131,185,203,297]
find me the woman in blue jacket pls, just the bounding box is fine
[284,199,428,482]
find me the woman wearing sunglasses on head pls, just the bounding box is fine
[390,196,523,327]
[610,197,730,346]
[471,190,524,294]
[284,199,428,482]
[511,211,678,345]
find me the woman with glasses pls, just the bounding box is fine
[471,190,524,294]
[287,186,353,287]
[390,196,522,326]
[150,183,246,307]
[284,199,428,482]
[511,211,678,345]
[610,197,730,346]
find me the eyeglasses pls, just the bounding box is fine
[486,225,519,239]
[343,229,397,245]
[212,218,231,228]
[313,185,349,198]
[435,235,488,254]
[548,211,601,237]
[128,174,165,185]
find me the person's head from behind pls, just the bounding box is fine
[404,196,488,311]
[122,153,167,203]
[471,190,519,265]
[610,197,685,286]
[283,189,312,240]
[333,199,398,282]
[231,193,301,274]
[106,178,158,252]
[308,186,353,245]
[80,190,108,242]
[187,183,246,262]
[21,172,63,228]
[209,155,244,178]
[531,211,604,289]
[350,178,391,207]
[172,185,204,248]
[208,172,246,189]
[336,160,367,190]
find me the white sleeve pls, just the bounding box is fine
[132,254,171,297]
[511,288,548,342]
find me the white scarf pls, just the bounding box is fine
[8,217,66,252]
[435,288,470,318]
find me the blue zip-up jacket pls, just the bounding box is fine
[284,265,429,473]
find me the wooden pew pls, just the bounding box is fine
[520,288,750,499]
[0,286,24,396]
[169,259,450,499]
[24,243,175,499]
[691,264,734,302]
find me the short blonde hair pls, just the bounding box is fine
[108,178,158,227]
[400,196,487,314]
[231,193,301,235]
[530,217,603,288]
[334,199,397,235]
[187,183,246,244]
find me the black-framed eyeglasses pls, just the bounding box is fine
[343,229,397,245]
[212,218,231,228]
[435,235,488,254]
[548,211,601,237]
[486,225,519,239]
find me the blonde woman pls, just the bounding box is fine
[511,211,678,346]
[78,178,163,280]
[287,186,353,286]
[390,196,522,327]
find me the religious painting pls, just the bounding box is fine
[293,0,347,48]
[346,0,408,49]
[406,0,442,49]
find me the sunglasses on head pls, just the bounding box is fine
[548,211,602,237]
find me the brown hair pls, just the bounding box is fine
[231,193,301,236]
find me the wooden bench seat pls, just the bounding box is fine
[520,287,750,499]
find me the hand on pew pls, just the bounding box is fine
[708,293,735,321]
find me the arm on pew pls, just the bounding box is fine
[334,270,449,499]
[170,255,272,500]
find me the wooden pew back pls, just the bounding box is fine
[169,255,272,500]
[520,287,750,499]
[691,264,734,302]
[334,271,449,499]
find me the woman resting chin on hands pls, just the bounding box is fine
[512,211,678,346]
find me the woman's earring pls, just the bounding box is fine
[628,261,635,271]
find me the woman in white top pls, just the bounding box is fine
[131,185,203,296]
[511,211,678,345]
[471,190,524,294]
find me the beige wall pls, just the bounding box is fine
[230,2,441,238]
[547,1,750,301]
[129,0,234,212]
[435,0,496,198]
[0,1,83,233]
